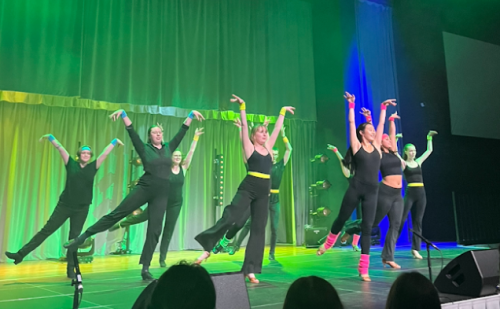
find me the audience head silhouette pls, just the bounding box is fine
[386,271,441,309]
[283,276,344,309]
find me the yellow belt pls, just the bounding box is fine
[408,183,424,187]
[270,189,279,194]
[248,171,270,179]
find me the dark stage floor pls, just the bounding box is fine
[0,243,473,309]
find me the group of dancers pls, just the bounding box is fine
[5,92,435,284]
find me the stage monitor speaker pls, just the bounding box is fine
[434,249,499,297]
[211,271,250,309]
[304,225,329,248]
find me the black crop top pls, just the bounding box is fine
[380,152,402,178]
[403,164,423,183]
[247,149,273,175]
[352,146,381,185]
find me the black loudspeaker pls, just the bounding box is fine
[211,272,250,309]
[304,225,329,248]
[434,249,499,297]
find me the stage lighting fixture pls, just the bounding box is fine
[310,154,329,163]
[311,207,331,217]
[311,180,331,190]
[130,157,142,166]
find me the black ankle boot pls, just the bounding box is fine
[5,251,24,265]
[64,233,89,249]
[159,260,166,268]
[141,267,154,281]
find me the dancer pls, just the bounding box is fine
[226,123,292,260]
[5,134,123,278]
[399,130,437,259]
[109,128,204,267]
[194,94,294,284]
[318,92,395,282]
[64,109,204,280]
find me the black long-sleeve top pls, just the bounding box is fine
[126,124,189,181]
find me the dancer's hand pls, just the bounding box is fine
[344,92,355,103]
[109,109,125,121]
[382,99,397,107]
[360,108,371,117]
[233,118,242,128]
[327,144,338,152]
[281,106,295,115]
[396,133,403,139]
[195,127,205,136]
[428,130,438,137]
[191,110,205,122]
[115,138,124,146]
[263,117,270,128]
[390,112,400,119]
[39,134,53,142]
[230,94,245,104]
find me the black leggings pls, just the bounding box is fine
[18,201,89,268]
[195,176,270,274]
[85,180,169,267]
[231,196,280,255]
[373,183,403,261]
[330,179,378,255]
[399,186,427,251]
[116,200,182,262]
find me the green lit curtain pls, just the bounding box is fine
[0,0,317,120]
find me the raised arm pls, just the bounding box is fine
[231,94,255,160]
[234,118,247,164]
[345,92,361,154]
[374,99,397,148]
[39,134,70,165]
[267,106,295,150]
[96,138,124,169]
[109,109,146,157]
[328,144,351,178]
[281,127,293,166]
[169,111,204,152]
[182,128,204,170]
[416,130,437,165]
[360,108,373,124]
[388,112,399,152]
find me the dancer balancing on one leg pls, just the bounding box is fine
[64,109,204,280]
[399,130,437,259]
[108,127,204,268]
[194,94,294,284]
[5,134,123,278]
[317,92,396,282]
[225,125,292,260]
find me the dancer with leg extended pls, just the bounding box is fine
[318,92,395,282]
[399,130,437,259]
[5,135,123,278]
[194,95,294,283]
[226,125,292,260]
[109,128,204,267]
[65,109,204,280]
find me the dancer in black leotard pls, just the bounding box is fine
[194,94,294,284]
[317,92,395,282]
[109,128,204,267]
[399,130,437,259]
[64,109,204,280]
[5,134,122,278]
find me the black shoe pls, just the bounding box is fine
[212,243,224,254]
[67,267,76,279]
[108,222,122,232]
[141,270,154,281]
[64,234,87,249]
[5,252,24,265]
[159,260,166,268]
[268,253,275,261]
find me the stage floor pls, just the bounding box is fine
[0,243,472,309]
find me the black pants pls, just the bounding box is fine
[18,201,89,268]
[231,194,280,255]
[117,200,182,262]
[330,178,378,255]
[373,182,403,261]
[195,175,270,274]
[85,179,169,267]
[399,186,427,251]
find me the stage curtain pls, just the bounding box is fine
[0,0,316,121]
[0,101,315,261]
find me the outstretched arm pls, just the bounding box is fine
[267,106,295,150]
[281,127,293,166]
[182,128,204,170]
[234,118,247,164]
[345,92,361,154]
[416,131,437,165]
[39,134,70,165]
[96,138,124,169]
[109,109,146,157]
[231,95,256,160]
[328,144,351,178]
[374,99,397,147]
[169,111,205,152]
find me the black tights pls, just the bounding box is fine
[399,186,427,251]
[330,179,378,255]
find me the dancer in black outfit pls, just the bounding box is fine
[226,124,292,261]
[317,92,395,282]
[399,130,437,259]
[5,134,123,278]
[64,109,204,280]
[109,128,204,267]
[194,94,294,284]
